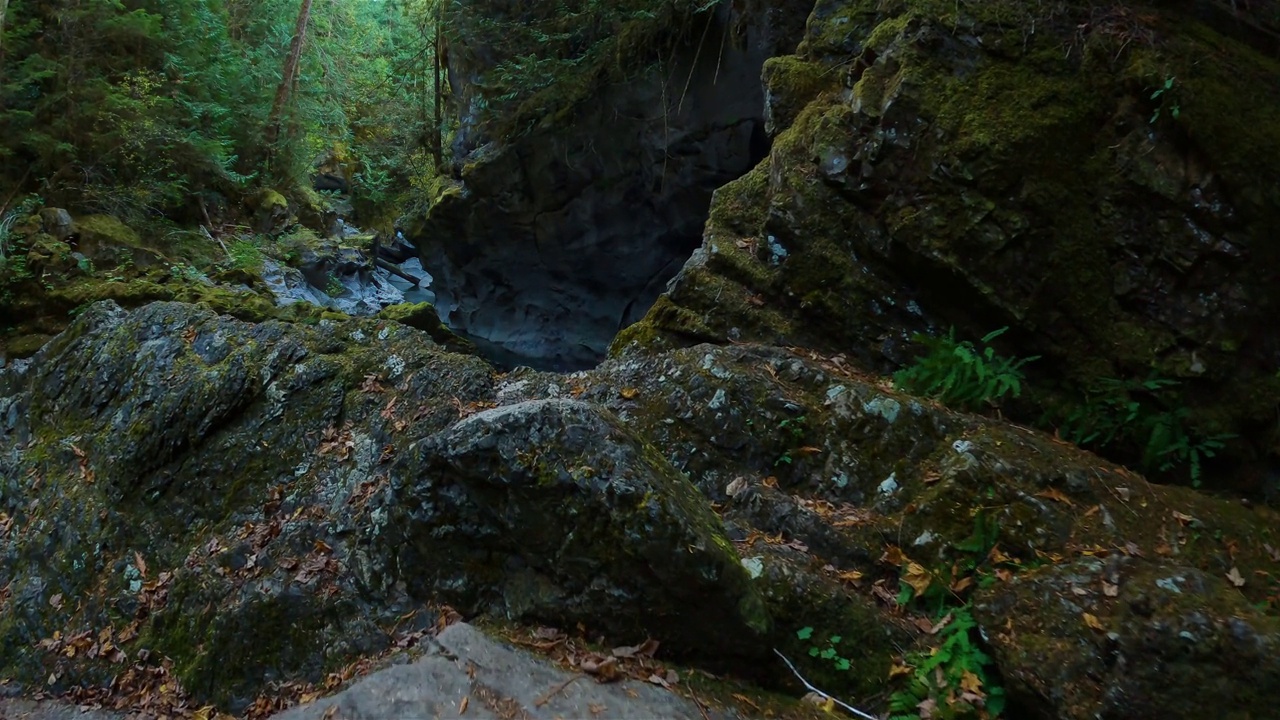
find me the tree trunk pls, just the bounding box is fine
[0,0,10,60]
[264,0,314,149]
[432,14,443,170]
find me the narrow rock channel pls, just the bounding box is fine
[408,4,799,371]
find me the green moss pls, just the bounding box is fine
[762,56,836,133]
[3,333,52,358]
[73,214,143,249]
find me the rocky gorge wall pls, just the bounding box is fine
[609,0,1280,489]
[409,0,812,370]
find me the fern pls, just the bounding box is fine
[894,327,1039,411]
[888,607,1006,720]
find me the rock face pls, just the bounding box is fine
[408,0,810,370]
[272,623,743,720]
[375,398,769,661]
[5,303,1280,717]
[616,0,1280,484]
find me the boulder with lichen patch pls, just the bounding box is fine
[622,0,1280,488]
[371,397,773,669]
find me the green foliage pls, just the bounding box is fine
[888,607,1006,720]
[1056,375,1234,487]
[226,237,265,272]
[774,415,807,466]
[894,328,1039,411]
[325,274,346,298]
[1,0,439,216]
[1149,76,1181,124]
[445,0,723,135]
[795,627,852,672]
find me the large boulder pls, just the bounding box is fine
[371,398,771,666]
[617,0,1280,488]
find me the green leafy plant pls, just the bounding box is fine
[888,607,1006,720]
[774,416,808,466]
[1149,76,1181,123]
[227,237,265,271]
[894,327,1039,411]
[325,274,347,298]
[795,627,852,672]
[1056,375,1234,487]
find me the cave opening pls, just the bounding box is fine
[411,5,793,373]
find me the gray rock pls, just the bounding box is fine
[374,398,771,665]
[273,623,737,720]
[37,208,73,239]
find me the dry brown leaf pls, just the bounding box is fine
[1102,581,1120,597]
[960,670,984,695]
[1036,488,1074,506]
[903,562,932,596]
[619,388,640,400]
[1082,613,1106,631]
[459,696,469,715]
[888,662,914,679]
[134,551,148,578]
[881,545,908,567]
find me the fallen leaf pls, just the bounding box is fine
[888,663,914,679]
[459,696,469,714]
[1227,567,1246,587]
[1082,613,1105,631]
[881,545,908,567]
[1265,543,1280,563]
[1172,511,1196,524]
[903,562,932,595]
[619,388,640,400]
[1102,581,1120,597]
[1036,488,1074,506]
[134,551,148,578]
[836,569,864,584]
[960,670,984,695]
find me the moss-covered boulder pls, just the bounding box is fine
[374,398,773,668]
[625,0,1280,489]
[492,342,1280,715]
[0,301,494,710]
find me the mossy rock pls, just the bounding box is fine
[377,302,476,355]
[630,0,1280,484]
[73,214,142,248]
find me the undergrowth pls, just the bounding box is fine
[894,327,1038,411]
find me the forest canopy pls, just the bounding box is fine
[0,0,446,222]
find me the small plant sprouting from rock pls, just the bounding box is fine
[227,236,265,271]
[326,274,347,298]
[774,415,807,466]
[1149,76,1180,123]
[1055,374,1234,487]
[894,327,1038,411]
[888,607,1006,720]
[795,626,853,672]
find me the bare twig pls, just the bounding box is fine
[773,649,878,720]
[533,675,580,707]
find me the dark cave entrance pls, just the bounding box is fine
[416,5,790,373]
